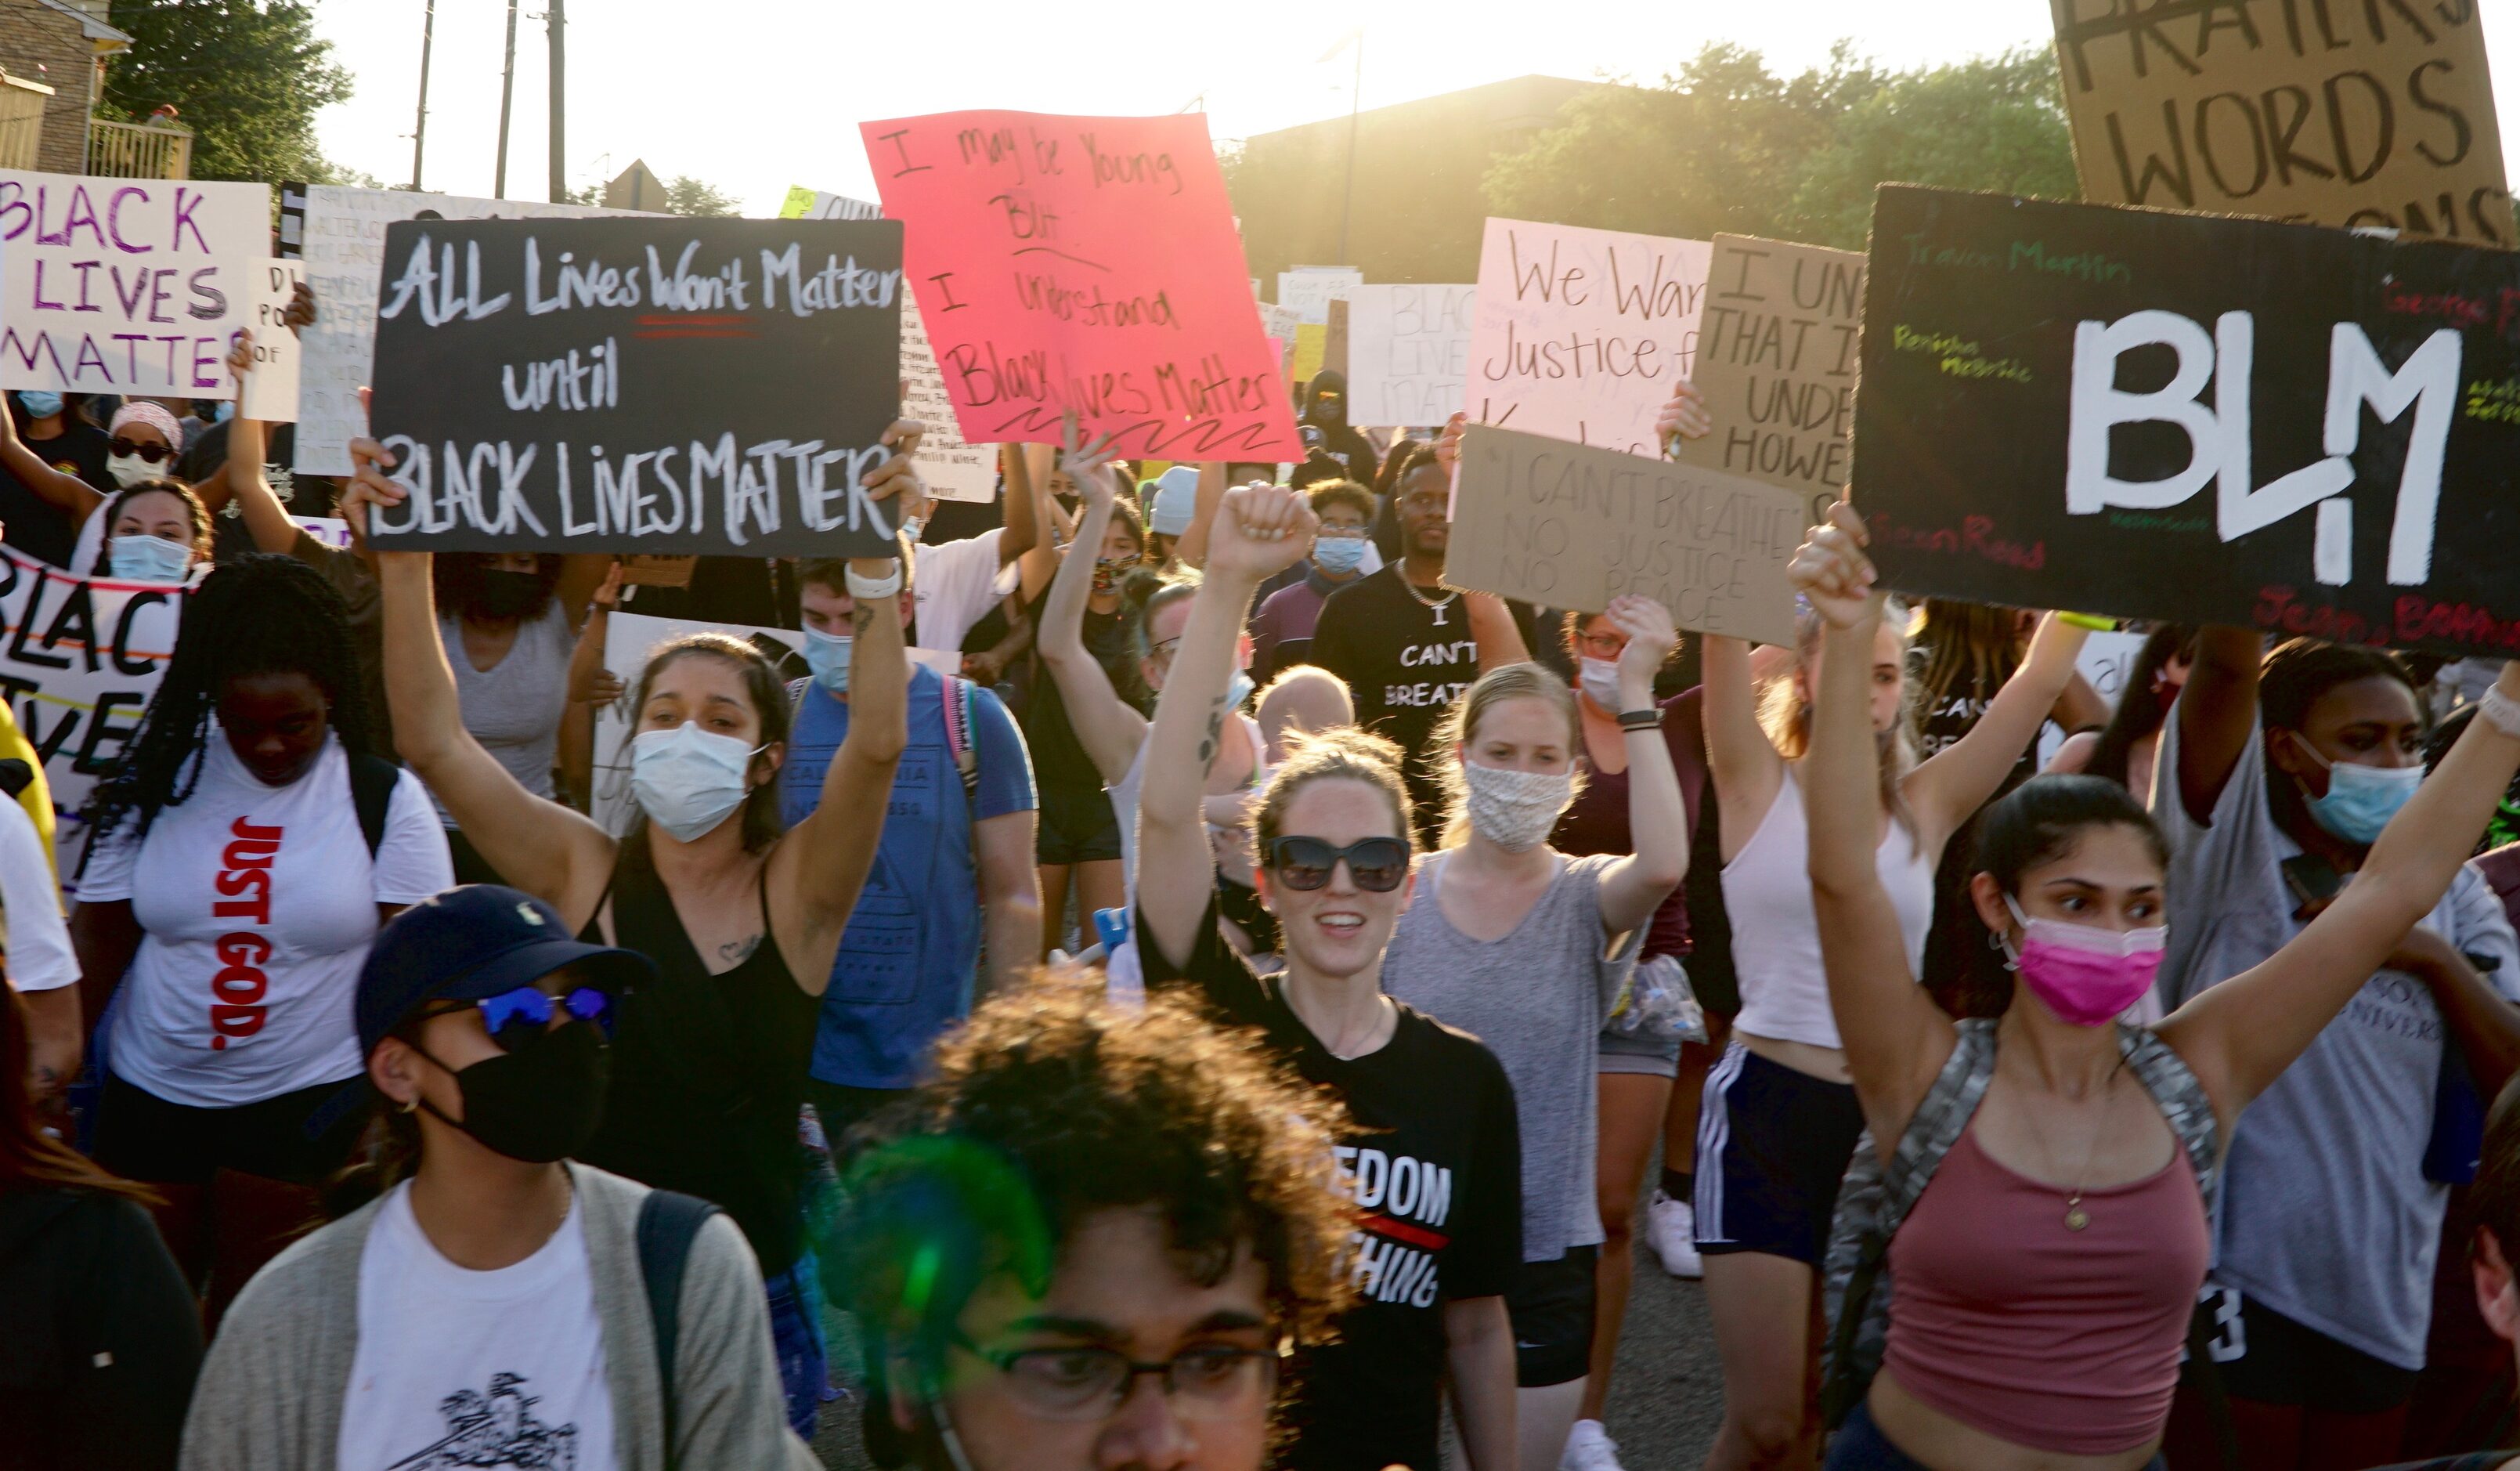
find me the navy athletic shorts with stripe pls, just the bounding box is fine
[1693,1039,1867,1266]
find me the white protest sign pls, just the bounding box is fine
[236,258,304,423]
[286,185,652,476]
[1346,283,1473,427]
[1467,218,1709,457]
[0,544,182,892]
[1277,266,1361,325]
[0,172,270,398]
[904,296,995,503]
[591,613,802,836]
[1258,302,1299,374]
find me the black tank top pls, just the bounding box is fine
[576,854,819,1273]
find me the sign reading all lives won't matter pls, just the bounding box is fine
[366,217,904,557]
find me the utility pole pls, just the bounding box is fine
[493,0,518,197]
[1337,32,1363,266]
[409,0,435,191]
[546,0,568,203]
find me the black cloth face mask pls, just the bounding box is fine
[414,1021,611,1163]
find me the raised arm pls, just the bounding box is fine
[996,441,1040,568]
[1903,612,2091,852]
[1796,504,1955,1140]
[1699,634,1784,857]
[1033,425,1146,786]
[2160,660,2520,1125]
[1136,486,1316,967]
[1594,595,1687,935]
[220,409,301,555]
[0,392,104,522]
[2174,624,2265,822]
[1461,591,1533,670]
[1010,443,1064,605]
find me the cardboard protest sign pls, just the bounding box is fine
[281,184,654,476]
[778,186,883,221]
[0,545,180,891]
[365,216,905,557]
[1447,425,1802,642]
[592,612,801,835]
[236,259,305,423]
[0,172,269,398]
[2049,0,2507,240]
[1677,236,1861,519]
[1855,185,2520,656]
[860,110,1302,462]
[1278,266,1361,325]
[1346,283,1474,427]
[1258,302,1299,375]
[1468,219,1710,457]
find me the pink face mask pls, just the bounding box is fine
[2001,895,2166,1027]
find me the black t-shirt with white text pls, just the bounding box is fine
[1136,898,1520,1471]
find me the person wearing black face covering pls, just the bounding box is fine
[431,553,592,883]
[182,884,821,1469]
[1302,371,1379,488]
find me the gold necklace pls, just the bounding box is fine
[2013,1063,2121,1231]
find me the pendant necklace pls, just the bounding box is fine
[2020,1064,2119,1232]
[1400,576,1456,627]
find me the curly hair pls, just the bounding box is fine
[836,978,1356,1393]
[81,554,376,851]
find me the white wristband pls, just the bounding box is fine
[2477,685,2520,741]
[845,563,903,602]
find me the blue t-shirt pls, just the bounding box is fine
[780,663,1035,1088]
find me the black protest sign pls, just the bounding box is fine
[1854,185,2520,656]
[366,218,904,556]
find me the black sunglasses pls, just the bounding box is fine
[426,984,616,1052]
[108,437,175,464]
[1264,836,1411,892]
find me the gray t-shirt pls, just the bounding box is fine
[1385,851,1639,1262]
[435,601,574,819]
[2153,707,2520,1368]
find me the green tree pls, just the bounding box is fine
[663,175,740,217]
[103,0,354,185]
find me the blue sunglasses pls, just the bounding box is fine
[437,984,616,1052]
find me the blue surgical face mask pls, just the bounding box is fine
[630,722,763,843]
[212,400,234,424]
[1228,668,1255,710]
[803,623,853,692]
[2291,734,2423,846]
[16,391,62,421]
[110,533,193,584]
[1313,532,1368,576]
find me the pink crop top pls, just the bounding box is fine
[1882,1126,2209,1455]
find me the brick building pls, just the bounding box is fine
[0,0,132,174]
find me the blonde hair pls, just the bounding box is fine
[1431,662,1589,849]
[1251,725,1415,862]
[1757,602,1919,847]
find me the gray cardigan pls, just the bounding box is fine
[178,1162,818,1471]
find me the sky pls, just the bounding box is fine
[308,0,2074,212]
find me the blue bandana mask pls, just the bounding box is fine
[803,624,853,692]
[2292,735,2422,846]
[110,533,193,584]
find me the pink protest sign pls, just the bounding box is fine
[860,111,1301,461]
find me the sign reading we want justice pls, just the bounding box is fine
[365,217,905,558]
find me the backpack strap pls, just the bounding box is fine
[348,754,400,859]
[2118,1023,2222,1200]
[637,1188,723,1469]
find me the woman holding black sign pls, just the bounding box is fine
[344,422,915,1438]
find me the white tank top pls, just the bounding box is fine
[1720,767,1935,1050]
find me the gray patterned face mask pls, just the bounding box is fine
[1462,761,1573,851]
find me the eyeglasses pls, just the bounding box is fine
[1316,526,1368,540]
[1397,491,1447,513]
[970,1343,1279,1422]
[429,984,616,1051]
[1578,633,1626,658]
[1264,835,1411,892]
[109,437,175,464]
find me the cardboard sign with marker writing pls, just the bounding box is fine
[236,258,305,424]
[1448,425,1803,643]
[1854,185,2520,656]
[1677,235,1862,521]
[2049,0,2509,241]
[1467,219,1709,457]
[366,216,904,557]
[1346,283,1474,426]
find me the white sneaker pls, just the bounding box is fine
[1646,1190,1703,1279]
[1560,1418,1623,1471]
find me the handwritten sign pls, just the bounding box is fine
[1346,283,1474,426]
[0,545,179,891]
[2049,0,2508,240]
[1278,266,1361,325]
[1677,235,1862,519]
[1448,425,1802,642]
[1468,218,1709,456]
[1258,302,1299,375]
[860,110,1302,461]
[0,172,269,398]
[282,184,653,476]
[236,258,305,423]
[779,186,883,221]
[1856,185,2520,656]
[365,217,904,557]
[903,295,995,502]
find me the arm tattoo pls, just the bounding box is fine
[851,602,877,634]
[1197,695,1227,766]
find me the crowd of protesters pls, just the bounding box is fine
[6,269,2520,1471]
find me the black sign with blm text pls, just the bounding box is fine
[1853,185,2520,656]
[366,217,904,558]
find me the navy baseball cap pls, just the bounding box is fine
[356,884,655,1058]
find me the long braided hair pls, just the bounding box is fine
[81,554,377,851]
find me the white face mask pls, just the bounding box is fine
[1461,761,1573,851]
[630,722,763,843]
[1579,656,1624,711]
[107,453,156,488]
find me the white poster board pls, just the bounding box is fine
[1466,218,1709,457]
[0,172,271,398]
[1276,266,1361,326]
[1345,283,1473,427]
[236,258,304,423]
[904,296,995,503]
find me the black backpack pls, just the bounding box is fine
[635,1189,724,1467]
